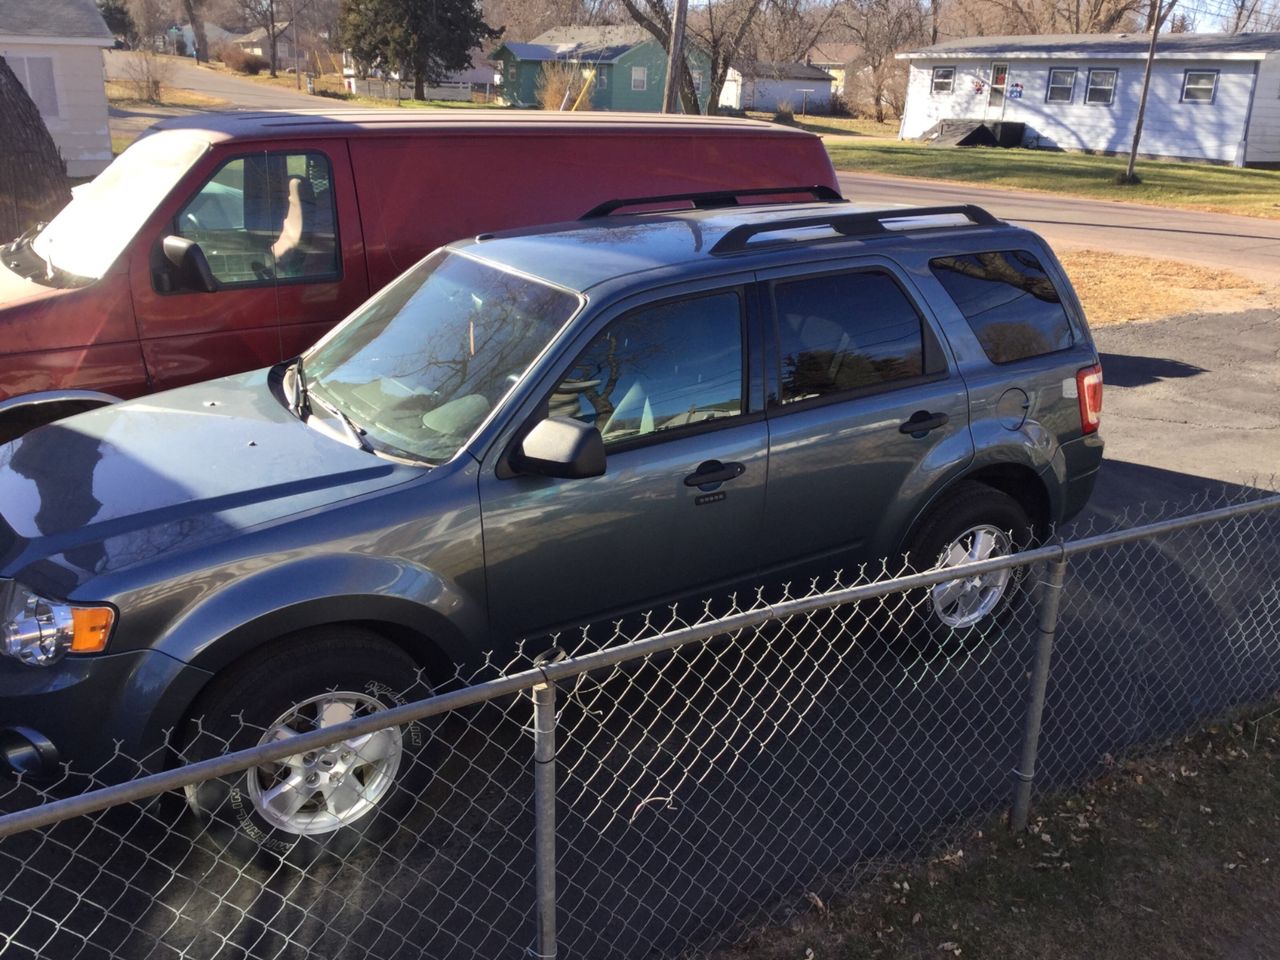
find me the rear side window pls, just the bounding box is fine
[773,270,925,404]
[930,251,1074,364]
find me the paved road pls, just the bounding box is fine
[103,49,320,110]
[838,170,1280,283]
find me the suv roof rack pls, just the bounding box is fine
[710,204,1001,256]
[580,185,844,219]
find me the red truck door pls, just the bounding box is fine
[128,139,368,391]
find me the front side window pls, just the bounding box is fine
[1182,69,1218,103]
[931,66,955,95]
[1046,68,1076,103]
[773,271,925,404]
[1085,68,1117,105]
[306,252,580,463]
[632,66,647,91]
[930,250,1074,364]
[552,292,744,446]
[175,151,339,286]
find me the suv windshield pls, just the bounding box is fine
[30,130,210,281]
[305,251,580,463]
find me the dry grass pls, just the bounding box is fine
[105,80,229,109]
[1058,250,1270,326]
[713,705,1280,960]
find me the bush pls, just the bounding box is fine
[772,100,795,124]
[536,60,593,111]
[219,44,270,75]
[314,88,354,101]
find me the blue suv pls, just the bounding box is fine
[0,193,1102,853]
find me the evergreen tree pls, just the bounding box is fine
[341,0,499,100]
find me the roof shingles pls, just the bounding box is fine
[0,0,113,41]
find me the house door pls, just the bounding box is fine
[986,62,1009,120]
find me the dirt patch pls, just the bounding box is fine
[105,80,229,110]
[712,705,1280,960]
[1058,250,1273,326]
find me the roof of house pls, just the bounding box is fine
[748,62,836,82]
[899,31,1280,60]
[807,43,862,66]
[232,22,292,45]
[0,0,112,42]
[496,25,654,64]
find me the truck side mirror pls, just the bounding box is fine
[514,417,605,480]
[158,235,217,294]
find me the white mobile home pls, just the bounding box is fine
[897,32,1280,166]
[0,0,114,177]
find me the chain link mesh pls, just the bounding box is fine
[2,490,1278,959]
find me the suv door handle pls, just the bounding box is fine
[684,460,746,488]
[899,411,950,436]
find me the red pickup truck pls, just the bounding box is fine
[0,110,839,441]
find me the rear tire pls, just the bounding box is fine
[904,482,1034,649]
[180,627,431,863]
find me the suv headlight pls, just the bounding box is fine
[1,582,115,667]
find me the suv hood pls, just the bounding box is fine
[0,370,419,586]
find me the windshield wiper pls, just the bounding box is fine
[286,357,310,419]
[309,390,374,454]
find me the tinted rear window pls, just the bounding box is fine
[773,270,924,402]
[930,251,1074,363]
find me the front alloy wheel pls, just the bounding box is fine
[247,691,404,836]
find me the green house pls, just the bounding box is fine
[491,25,713,112]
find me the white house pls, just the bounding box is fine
[897,32,1280,167]
[1,0,113,177]
[720,62,835,113]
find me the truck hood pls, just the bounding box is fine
[0,369,420,587]
[0,256,58,309]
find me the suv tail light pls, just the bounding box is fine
[1076,364,1103,434]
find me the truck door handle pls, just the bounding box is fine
[899,411,950,436]
[684,460,746,489]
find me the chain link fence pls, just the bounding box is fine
[2,489,1279,959]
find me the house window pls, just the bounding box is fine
[508,63,516,80]
[597,68,607,90]
[8,56,59,118]
[1046,68,1076,103]
[1181,69,1218,104]
[691,70,703,92]
[1084,68,1117,105]
[632,66,647,91]
[989,62,1009,107]
[931,66,955,95]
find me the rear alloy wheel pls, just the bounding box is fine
[928,524,1015,628]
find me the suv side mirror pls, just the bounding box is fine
[158,235,217,293]
[514,417,605,480]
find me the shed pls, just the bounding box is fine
[0,0,113,177]
[490,25,713,112]
[897,32,1280,167]
[719,62,835,113]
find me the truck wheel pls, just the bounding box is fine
[905,483,1034,647]
[180,627,430,861]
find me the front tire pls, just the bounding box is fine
[180,627,429,861]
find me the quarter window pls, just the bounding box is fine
[552,292,744,446]
[632,66,647,91]
[1046,68,1076,103]
[1085,68,1117,105]
[175,151,339,286]
[1182,70,1218,103]
[931,66,955,95]
[930,250,1074,364]
[773,271,926,404]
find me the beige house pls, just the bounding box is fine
[0,0,113,177]
[807,43,861,96]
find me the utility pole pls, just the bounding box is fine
[662,0,689,114]
[1124,0,1175,183]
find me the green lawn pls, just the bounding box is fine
[825,139,1280,218]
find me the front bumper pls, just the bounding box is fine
[0,647,210,782]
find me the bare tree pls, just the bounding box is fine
[0,57,70,240]
[483,0,620,41]
[620,0,767,113]
[744,0,841,65]
[841,0,925,121]
[238,0,315,76]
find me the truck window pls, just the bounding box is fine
[930,250,1074,364]
[176,151,339,286]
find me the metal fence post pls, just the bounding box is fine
[1011,555,1068,832]
[531,677,558,959]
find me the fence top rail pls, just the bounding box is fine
[0,491,1276,839]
